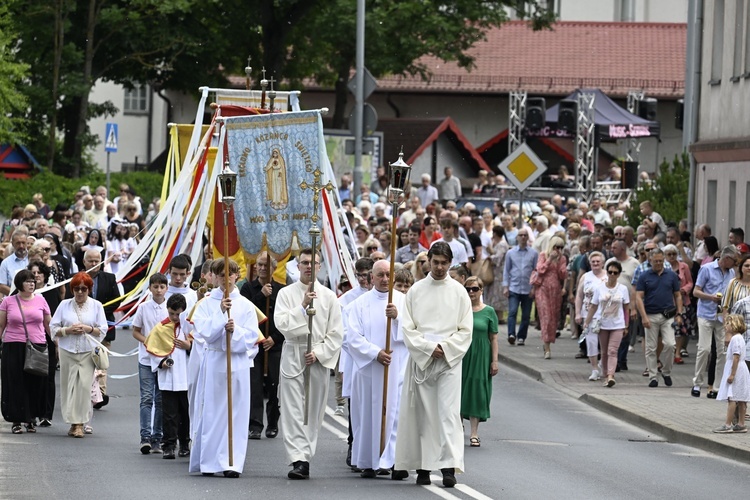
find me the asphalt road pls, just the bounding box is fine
[1,329,748,500]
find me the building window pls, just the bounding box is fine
[732,0,745,81]
[707,180,718,230]
[744,0,750,76]
[710,0,725,85]
[729,180,737,228]
[124,84,149,114]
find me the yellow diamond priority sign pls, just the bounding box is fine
[497,143,547,192]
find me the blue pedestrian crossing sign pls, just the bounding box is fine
[105,123,118,153]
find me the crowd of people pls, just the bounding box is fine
[3,164,750,485]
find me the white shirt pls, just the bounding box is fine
[50,298,108,354]
[132,298,168,365]
[431,238,469,266]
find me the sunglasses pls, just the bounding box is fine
[607,271,620,275]
[73,286,89,293]
[465,286,481,293]
[367,246,378,251]
[554,245,564,250]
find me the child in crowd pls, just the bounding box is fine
[145,294,191,459]
[394,268,414,293]
[132,273,169,453]
[165,254,198,308]
[714,314,750,434]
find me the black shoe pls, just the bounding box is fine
[163,448,175,460]
[691,388,701,397]
[620,362,628,371]
[39,418,52,427]
[662,374,673,387]
[93,393,109,410]
[346,444,352,467]
[178,447,190,458]
[648,379,658,388]
[441,468,456,488]
[615,364,621,373]
[416,469,431,485]
[248,429,262,440]
[392,468,409,480]
[288,461,309,480]
[223,470,240,478]
[707,390,718,399]
[377,468,390,476]
[360,468,377,478]
[350,467,362,473]
[140,441,152,455]
[265,427,278,438]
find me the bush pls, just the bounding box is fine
[0,170,165,217]
[625,152,690,229]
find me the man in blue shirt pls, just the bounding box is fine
[0,232,29,298]
[502,228,538,346]
[690,246,737,397]
[635,248,682,388]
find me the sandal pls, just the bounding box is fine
[11,424,23,434]
[470,437,480,447]
[84,425,93,434]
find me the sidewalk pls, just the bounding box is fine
[498,325,750,463]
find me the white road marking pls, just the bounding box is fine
[501,439,569,446]
[324,405,349,428]
[321,420,348,441]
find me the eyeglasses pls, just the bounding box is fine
[355,273,370,279]
[607,271,620,275]
[298,261,313,267]
[73,286,89,293]
[465,286,481,293]
[41,247,51,252]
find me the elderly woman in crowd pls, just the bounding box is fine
[461,277,499,447]
[664,244,694,365]
[76,228,106,271]
[534,236,568,359]
[576,251,608,379]
[1,270,52,434]
[484,226,509,323]
[50,272,108,438]
[409,251,429,282]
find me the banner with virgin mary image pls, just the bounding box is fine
[224,109,330,258]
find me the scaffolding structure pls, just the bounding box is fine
[508,91,527,155]
[574,91,596,201]
[625,90,645,161]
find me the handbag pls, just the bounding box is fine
[530,269,542,287]
[17,296,49,377]
[88,335,110,370]
[472,256,494,285]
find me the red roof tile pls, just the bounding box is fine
[342,21,685,99]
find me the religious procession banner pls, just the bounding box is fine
[224,110,329,259]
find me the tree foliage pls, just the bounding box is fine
[0,1,30,145]
[626,152,690,228]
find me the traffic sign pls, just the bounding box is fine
[347,67,378,100]
[105,123,118,153]
[348,103,378,137]
[497,143,547,192]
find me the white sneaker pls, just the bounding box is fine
[334,405,345,416]
[628,346,635,353]
[589,370,600,381]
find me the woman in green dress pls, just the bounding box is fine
[461,276,499,447]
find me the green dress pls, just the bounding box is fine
[461,305,498,421]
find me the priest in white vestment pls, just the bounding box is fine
[275,249,344,480]
[188,259,259,478]
[338,258,374,465]
[347,260,409,479]
[395,242,473,488]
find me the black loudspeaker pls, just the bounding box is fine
[675,98,684,130]
[526,97,546,130]
[558,99,577,133]
[637,97,658,121]
[622,161,639,189]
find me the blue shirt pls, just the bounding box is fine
[416,185,439,208]
[631,259,672,286]
[339,187,351,201]
[636,268,681,315]
[695,261,735,321]
[502,245,539,295]
[0,253,29,289]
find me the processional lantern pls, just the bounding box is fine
[387,148,412,205]
[218,161,238,206]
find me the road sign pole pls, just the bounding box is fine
[518,189,525,229]
[353,0,365,197]
[106,152,111,198]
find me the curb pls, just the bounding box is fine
[500,351,750,464]
[581,394,750,464]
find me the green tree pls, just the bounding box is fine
[0,1,30,145]
[626,152,690,228]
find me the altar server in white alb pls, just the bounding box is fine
[395,242,473,489]
[275,248,344,480]
[189,259,259,478]
[346,260,409,479]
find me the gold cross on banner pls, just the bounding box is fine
[299,167,334,224]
